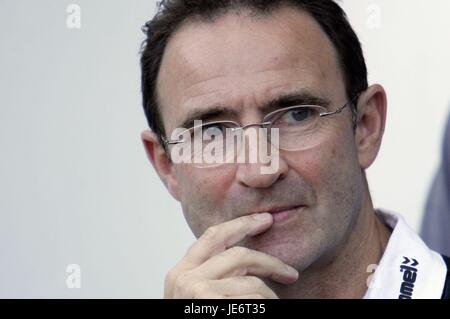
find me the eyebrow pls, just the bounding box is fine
[180,106,239,130]
[178,90,331,129]
[263,91,331,113]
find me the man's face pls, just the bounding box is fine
[156,7,365,271]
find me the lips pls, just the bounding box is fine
[262,205,304,223]
[267,205,303,214]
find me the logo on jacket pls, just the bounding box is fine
[399,256,419,299]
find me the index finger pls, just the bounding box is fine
[183,213,273,267]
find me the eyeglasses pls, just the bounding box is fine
[162,97,358,167]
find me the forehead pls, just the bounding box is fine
[157,6,344,132]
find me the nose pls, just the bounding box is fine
[235,127,288,189]
[236,160,288,188]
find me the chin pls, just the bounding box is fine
[242,232,323,271]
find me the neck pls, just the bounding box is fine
[272,188,391,299]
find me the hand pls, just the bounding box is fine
[164,213,299,299]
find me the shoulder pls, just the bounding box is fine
[441,255,450,299]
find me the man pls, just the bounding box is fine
[140,0,450,298]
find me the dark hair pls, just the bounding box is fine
[140,0,368,139]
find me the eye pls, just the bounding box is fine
[277,106,318,125]
[203,123,225,138]
[192,122,231,139]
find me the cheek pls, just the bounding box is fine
[283,143,334,191]
[177,165,236,198]
[175,165,236,237]
[303,131,362,229]
[284,129,358,204]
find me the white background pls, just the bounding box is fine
[0,0,449,298]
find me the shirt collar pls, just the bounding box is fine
[363,210,447,299]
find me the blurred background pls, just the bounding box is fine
[0,0,449,298]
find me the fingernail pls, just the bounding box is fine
[285,265,299,277]
[253,213,272,221]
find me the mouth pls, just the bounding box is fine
[262,205,305,223]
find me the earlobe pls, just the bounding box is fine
[355,84,387,169]
[141,130,181,201]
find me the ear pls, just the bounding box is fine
[355,84,388,169]
[141,130,181,201]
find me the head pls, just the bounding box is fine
[140,0,387,271]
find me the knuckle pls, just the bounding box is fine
[185,242,197,255]
[202,226,218,240]
[191,281,210,299]
[235,215,249,227]
[164,268,177,287]
[243,276,277,299]
[246,276,266,289]
[226,246,249,258]
[173,271,194,296]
